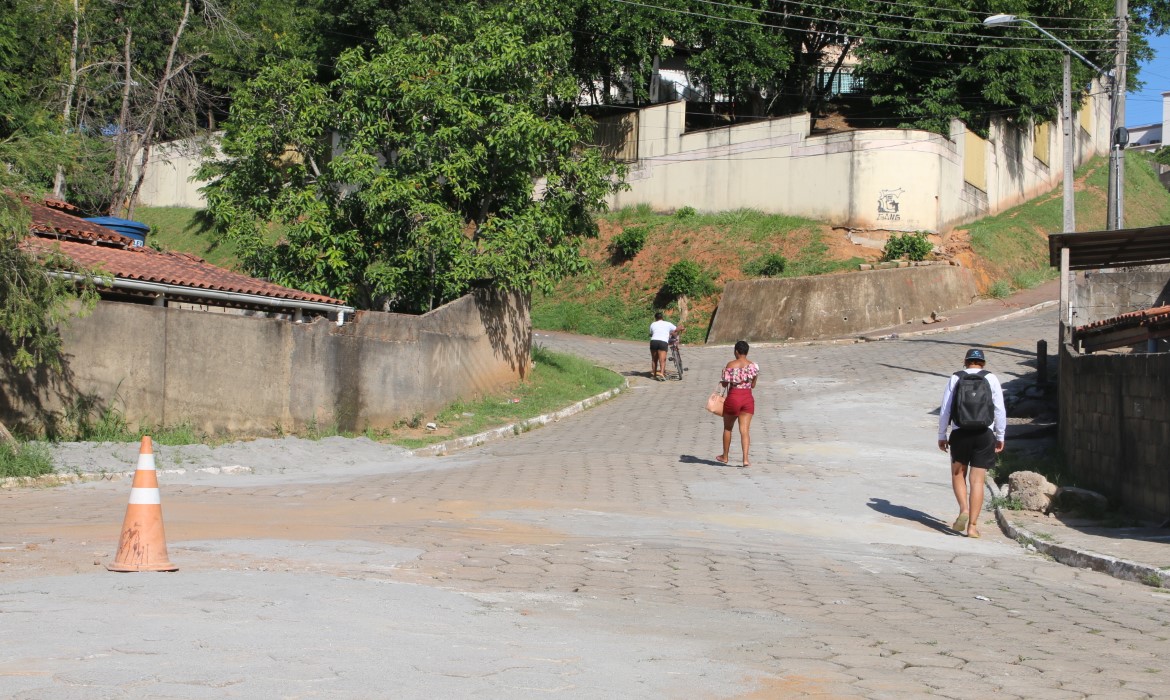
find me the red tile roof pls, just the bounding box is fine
[19,196,137,247]
[26,237,347,306]
[18,195,347,308]
[1074,305,1170,336]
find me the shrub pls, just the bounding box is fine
[881,231,933,262]
[663,260,716,298]
[742,253,788,278]
[0,441,53,479]
[609,225,649,260]
[988,280,1013,299]
[675,205,697,220]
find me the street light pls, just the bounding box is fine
[983,14,1109,234]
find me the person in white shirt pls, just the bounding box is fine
[648,312,680,381]
[937,348,1006,538]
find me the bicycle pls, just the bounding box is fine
[667,331,684,380]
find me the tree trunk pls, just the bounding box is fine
[0,420,15,447]
[109,25,135,216]
[121,0,195,219]
[52,0,81,200]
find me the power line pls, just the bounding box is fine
[606,0,1118,52]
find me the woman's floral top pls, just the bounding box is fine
[721,363,759,389]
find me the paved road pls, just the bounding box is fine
[3,308,1169,698]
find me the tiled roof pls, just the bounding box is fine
[1073,304,1170,352]
[26,237,347,306]
[1074,305,1170,336]
[20,195,138,247]
[19,195,347,308]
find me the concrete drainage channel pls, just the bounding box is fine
[409,380,629,457]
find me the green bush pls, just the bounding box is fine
[675,206,697,220]
[988,280,1013,299]
[881,231,933,262]
[609,225,649,260]
[663,260,716,298]
[742,253,787,277]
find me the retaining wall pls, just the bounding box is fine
[1059,343,1170,519]
[0,290,530,436]
[707,264,977,344]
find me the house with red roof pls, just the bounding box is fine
[5,194,530,437]
[20,195,354,324]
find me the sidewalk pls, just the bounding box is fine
[855,279,1060,341]
[873,278,1170,589]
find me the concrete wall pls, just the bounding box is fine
[134,134,221,208]
[1059,343,1170,519]
[608,88,1110,233]
[708,264,977,343]
[1070,266,1170,327]
[0,290,530,436]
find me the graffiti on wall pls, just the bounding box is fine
[877,188,904,221]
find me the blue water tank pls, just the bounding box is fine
[84,217,150,247]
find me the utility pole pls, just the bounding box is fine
[1063,53,1075,233]
[1107,0,1128,230]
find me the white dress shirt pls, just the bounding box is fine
[937,367,1007,442]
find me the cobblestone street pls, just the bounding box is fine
[2,307,1169,698]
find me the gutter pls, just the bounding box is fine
[52,272,356,325]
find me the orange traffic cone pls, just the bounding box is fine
[108,436,178,572]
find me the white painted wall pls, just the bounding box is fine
[134,86,1110,233]
[134,133,223,208]
[610,85,1110,232]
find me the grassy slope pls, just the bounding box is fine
[532,207,865,343]
[135,153,1170,344]
[537,152,1170,341]
[133,207,244,269]
[965,152,1170,295]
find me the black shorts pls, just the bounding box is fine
[949,428,996,469]
[650,340,668,353]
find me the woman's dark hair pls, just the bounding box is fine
[655,311,664,320]
[734,340,749,356]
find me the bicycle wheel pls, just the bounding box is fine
[671,344,684,380]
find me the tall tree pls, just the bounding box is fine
[199,2,624,312]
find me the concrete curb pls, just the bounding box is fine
[987,480,1170,588]
[1,465,252,490]
[409,379,629,458]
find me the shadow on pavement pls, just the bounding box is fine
[679,454,742,468]
[867,498,958,536]
[904,337,1036,359]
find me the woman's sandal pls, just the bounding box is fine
[952,514,969,534]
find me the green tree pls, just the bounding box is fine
[200,3,625,312]
[0,191,102,441]
[848,0,1169,136]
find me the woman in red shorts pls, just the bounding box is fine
[715,340,759,467]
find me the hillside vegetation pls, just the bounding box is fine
[139,151,1170,343]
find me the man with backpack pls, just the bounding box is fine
[937,348,1006,538]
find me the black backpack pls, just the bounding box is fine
[950,370,994,430]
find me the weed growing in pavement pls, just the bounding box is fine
[1140,573,1166,588]
[0,441,53,479]
[1032,532,1054,541]
[992,495,1024,510]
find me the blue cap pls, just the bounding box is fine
[964,348,986,362]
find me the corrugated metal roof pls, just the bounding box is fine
[1049,226,1170,270]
